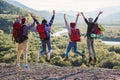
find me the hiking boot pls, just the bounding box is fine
[46,59,50,63]
[36,53,41,62]
[64,57,68,61]
[88,57,92,63]
[82,50,85,53]
[24,65,30,71]
[46,57,50,63]
[47,53,50,60]
[82,55,85,60]
[16,64,21,70]
[94,57,97,64]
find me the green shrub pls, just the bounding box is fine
[99,60,120,69]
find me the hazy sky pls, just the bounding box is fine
[15,0,120,12]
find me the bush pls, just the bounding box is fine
[72,59,83,66]
[108,46,120,54]
[0,29,4,35]
[99,60,120,69]
[100,60,114,69]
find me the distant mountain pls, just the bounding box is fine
[4,0,39,15]
[84,6,120,24]
[3,0,120,24]
[0,0,28,15]
[3,0,75,23]
[61,6,120,24]
[101,12,120,24]
[0,0,30,33]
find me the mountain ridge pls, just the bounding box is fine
[4,0,120,24]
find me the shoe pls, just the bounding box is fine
[46,59,50,63]
[81,50,85,60]
[24,65,30,71]
[82,50,85,53]
[64,57,68,61]
[94,57,97,64]
[46,58,50,63]
[16,64,21,70]
[88,57,92,63]
[82,55,85,60]
[36,53,41,62]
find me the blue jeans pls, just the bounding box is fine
[40,40,52,54]
[65,42,83,57]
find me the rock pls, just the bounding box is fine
[0,63,120,80]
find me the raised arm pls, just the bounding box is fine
[64,14,69,28]
[30,13,40,25]
[81,12,88,24]
[24,14,36,30]
[75,13,80,27]
[94,11,103,23]
[48,10,55,26]
[18,16,22,22]
[81,12,86,20]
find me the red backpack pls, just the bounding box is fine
[70,28,81,42]
[37,24,48,40]
[94,24,101,34]
[12,21,24,43]
[13,21,22,38]
[90,23,104,38]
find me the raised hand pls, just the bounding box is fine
[30,13,35,18]
[99,11,103,15]
[80,12,83,15]
[18,16,22,20]
[77,13,80,17]
[64,14,66,19]
[53,10,55,15]
[80,12,86,19]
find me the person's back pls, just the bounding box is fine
[69,26,81,42]
[64,13,85,61]
[81,11,103,64]
[32,10,55,63]
[83,16,98,37]
[87,22,95,36]
[15,15,35,71]
[12,20,22,43]
[37,24,50,40]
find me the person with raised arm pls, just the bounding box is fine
[13,14,35,71]
[31,10,55,63]
[81,11,103,64]
[64,13,85,61]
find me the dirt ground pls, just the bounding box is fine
[0,63,120,80]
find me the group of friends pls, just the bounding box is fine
[13,10,103,70]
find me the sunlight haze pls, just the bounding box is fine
[14,0,120,12]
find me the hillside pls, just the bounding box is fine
[0,0,31,33]
[4,0,75,24]
[0,0,26,14]
[0,63,120,80]
[4,0,120,24]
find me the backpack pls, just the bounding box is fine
[37,24,49,40]
[70,28,81,42]
[12,21,27,43]
[13,21,22,38]
[90,23,105,39]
